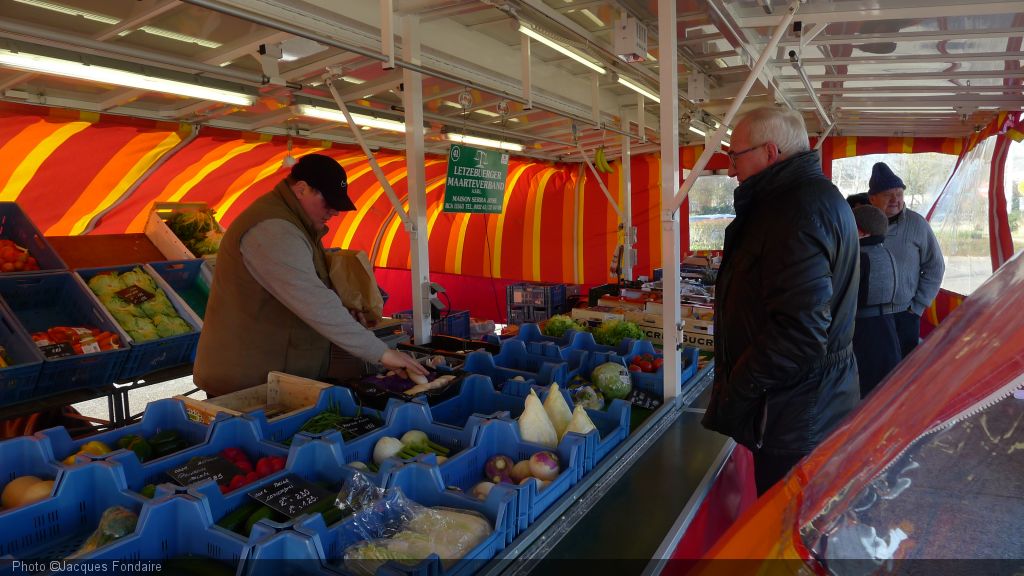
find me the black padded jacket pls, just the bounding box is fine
[702,150,861,456]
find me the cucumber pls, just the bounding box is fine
[243,506,276,536]
[215,500,263,532]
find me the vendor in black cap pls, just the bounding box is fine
[194,153,427,396]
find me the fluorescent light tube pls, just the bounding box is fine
[13,0,118,24]
[518,25,605,75]
[446,132,524,152]
[617,76,660,103]
[297,105,407,132]
[688,125,706,137]
[474,109,499,117]
[0,49,254,106]
[120,26,221,49]
[579,9,604,27]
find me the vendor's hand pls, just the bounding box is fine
[380,349,429,378]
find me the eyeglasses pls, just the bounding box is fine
[727,143,765,164]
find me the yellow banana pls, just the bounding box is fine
[600,148,614,173]
[594,146,606,174]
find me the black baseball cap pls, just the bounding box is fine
[289,154,356,211]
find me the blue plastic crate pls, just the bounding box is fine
[496,381,629,474]
[624,342,700,402]
[0,303,43,406]
[147,259,210,321]
[502,323,575,356]
[0,461,145,560]
[0,202,67,274]
[339,403,478,473]
[559,330,643,359]
[0,272,130,395]
[442,420,583,534]
[187,436,390,546]
[242,529,327,576]
[0,435,61,501]
[422,376,528,429]
[83,495,246,570]
[38,398,212,468]
[462,341,569,387]
[394,310,470,339]
[299,464,512,576]
[77,264,201,380]
[244,385,386,447]
[116,416,288,493]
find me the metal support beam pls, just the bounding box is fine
[521,34,532,109]
[332,69,403,101]
[381,0,395,69]
[789,50,831,127]
[674,0,801,210]
[773,51,1024,66]
[740,2,1024,26]
[325,79,410,229]
[658,0,682,404]
[621,108,634,281]
[401,14,431,345]
[814,120,836,152]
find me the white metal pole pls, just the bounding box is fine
[380,0,395,69]
[621,108,634,281]
[673,0,802,210]
[402,14,431,344]
[814,120,837,151]
[659,0,682,403]
[521,35,532,109]
[789,51,831,126]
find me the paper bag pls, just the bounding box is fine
[327,249,384,325]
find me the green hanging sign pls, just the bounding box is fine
[443,144,509,214]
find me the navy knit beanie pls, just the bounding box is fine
[868,162,905,195]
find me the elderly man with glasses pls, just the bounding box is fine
[702,107,861,495]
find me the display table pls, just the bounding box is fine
[478,361,731,574]
[0,363,194,430]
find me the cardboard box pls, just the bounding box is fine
[570,306,624,328]
[623,310,675,346]
[624,309,715,351]
[176,371,332,424]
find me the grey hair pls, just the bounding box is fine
[742,107,810,159]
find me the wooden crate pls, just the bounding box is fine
[176,371,332,424]
[144,202,222,267]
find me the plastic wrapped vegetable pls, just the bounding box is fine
[70,506,138,557]
[139,290,176,318]
[87,274,126,298]
[571,385,605,411]
[118,267,159,293]
[518,390,558,448]
[542,383,572,438]
[152,314,192,338]
[344,488,492,576]
[122,316,160,342]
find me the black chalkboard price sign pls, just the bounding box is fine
[247,474,334,518]
[167,455,241,487]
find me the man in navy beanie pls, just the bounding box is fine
[867,162,944,357]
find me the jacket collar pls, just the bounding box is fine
[733,149,824,216]
[273,180,328,241]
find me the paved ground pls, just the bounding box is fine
[72,376,207,421]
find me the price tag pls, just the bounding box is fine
[247,474,334,519]
[167,455,241,487]
[38,342,76,359]
[335,415,381,441]
[115,284,156,305]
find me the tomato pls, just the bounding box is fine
[628,364,642,372]
[653,358,664,370]
[636,360,653,372]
